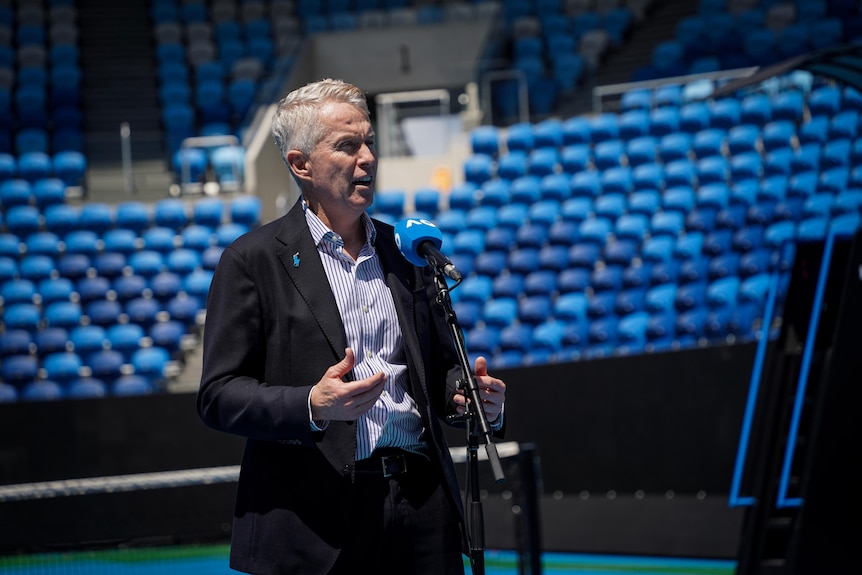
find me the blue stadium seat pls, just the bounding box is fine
[21,380,64,401]
[470,125,500,156]
[586,291,616,319]
[726,124,759,156]
[87,349,126,386]
[557,268,591,295]
[19,254,56,283]
[0,381,18,403]
[463,154,495,185]
[112,374,154,396]
[85,299,124,328]
[570,171,602,198]
[5,205,41,237]
[79,202,115,234]
[114,201,151,232]
[54,253,89,281]
[482,297,518,329]
[90,252,127,279]
[199,244,224,270]
[66,377,108,399]
[16,152,51,184]
[165,293,202,326]
[486,272,521,300]
[457,275,493,304]
[560,144,591,174]
[618,109,650,140]
[230,195,261,228]
[69,324,108,357]
[622,262,654,289]
[645,283,677,314]
[674,281,707,312]
[192,198,225,229]
[106,323,144,361]
[497,151,529,181]
[43,351,84,386]
[31,177,66,209]
[518,295,553,326]
[52,151,87,187]
[412,188,441,216]
[0,330,34,358]
[568,242,602,269]
[37,277,75,305]
[63,230,100,257]
[593,140,625,170]
[123,291,163,326]
[465,204,499,232]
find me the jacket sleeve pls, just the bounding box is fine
[195,244,319,445]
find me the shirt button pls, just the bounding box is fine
[362,305,369,313]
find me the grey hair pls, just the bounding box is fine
[271,78,370,160]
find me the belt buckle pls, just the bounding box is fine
[380,454,406,478]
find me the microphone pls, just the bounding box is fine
[394,218,462,282]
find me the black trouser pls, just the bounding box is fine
[329,450,465,575]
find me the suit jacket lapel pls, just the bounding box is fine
[275,202,356,472]
[276,201,348,359]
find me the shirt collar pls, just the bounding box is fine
[302,196,377,251]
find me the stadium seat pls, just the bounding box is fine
[5,205,41,237]
[87,349,126,386]
[31,178,66,209]
[106,323,145,361]
[211,145,246,189]
[90,251,127,279]
[149,320,187,354]
[1,278,37,306]
[0,330,34,358]
[231,195,261,228]
[37,277,75,304]
[66,377,108,399]
[43,351,84,386]
[0,381,18,403]
[557,268,591,295]
[112,374,154,396]
[18,254,57,283]
[21,380,64,401]
[52,151,87,187]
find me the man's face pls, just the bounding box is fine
[305,102,377,222]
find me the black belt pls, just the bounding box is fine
[354,450,430,478]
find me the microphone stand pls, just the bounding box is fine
[430,270,505,575]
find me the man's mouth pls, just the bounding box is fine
[354,176,373,185]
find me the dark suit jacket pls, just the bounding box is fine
[197,199,469,574]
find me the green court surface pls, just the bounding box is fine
[0,545,737,574]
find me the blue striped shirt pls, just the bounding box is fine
[304,202,427,460]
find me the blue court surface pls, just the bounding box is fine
[0,545,736,574]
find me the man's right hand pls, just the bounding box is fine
[310,347,385,421]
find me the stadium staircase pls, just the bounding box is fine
[558,0,701,118]
[77,0,174,201]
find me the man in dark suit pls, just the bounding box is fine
[196,78,506,574]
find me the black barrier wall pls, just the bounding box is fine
[0,342,757,556]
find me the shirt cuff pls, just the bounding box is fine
[489,405,504,431]
[308,388,329,431]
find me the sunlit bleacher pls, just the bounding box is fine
[373,71,862,369]
[636,0,862,80]
[5,0,862,400]
[0,193,261,402]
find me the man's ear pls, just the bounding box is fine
[286,150,311,183]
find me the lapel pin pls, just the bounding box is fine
[293,252,300,267]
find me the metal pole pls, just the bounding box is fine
[120,122,134,196]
